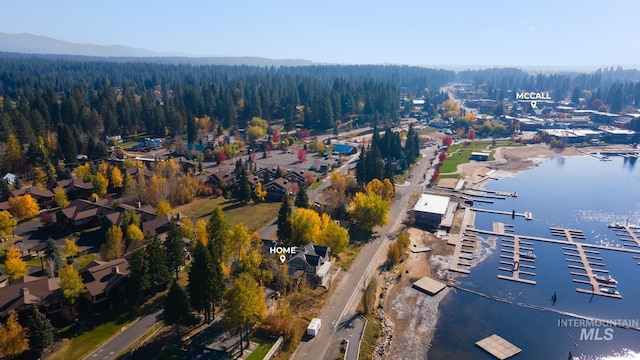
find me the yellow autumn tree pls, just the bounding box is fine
[156,200,172,216]
[4,246,27,281]
[8,194,40,220]
[316,214,349,253]
[0,309,28,356]
[254,182,266,202]
[63,238,79,258]
[125,223,144,243]
[0,210,18,236]
[289,208,321,246]
[59,264,85,305]
[32,166,48,188]
[53,186,70,208]
[441,99,460,118]
[91,172,109,197]
[110,166,124,189]
[349,192,389,232]
[75,163,91,181]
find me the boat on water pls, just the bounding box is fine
[594,274,618,285]
[608,222,624,229]
[519,251,536,259]
[599,287,619,295]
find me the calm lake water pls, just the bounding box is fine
[427,155,640,360]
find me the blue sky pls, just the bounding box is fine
[1,0,638,67]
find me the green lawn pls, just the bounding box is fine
[174,196,280,232]
[308,180,323,190]
[439,149,495,174]
[435,139,524,176]
[246,335,277,360]
[49,313,134,360]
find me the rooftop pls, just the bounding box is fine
[413,194,450,215]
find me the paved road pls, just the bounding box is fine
[84,309,164,360]
[292,148,435,360]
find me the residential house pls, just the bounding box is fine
[176,157,199,173]
[264,178,296,202]
[79,258,130,307]
[0,275,63,319]
[283,169,307,186]
[10,186,55,208]
[141,213,173,241]
[57,178,94,200]
[287,242,332,287]
[2,172,16,185]
[207,171,236,190]
[56,198,116,231]
[189,320,252,359]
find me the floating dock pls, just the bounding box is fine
[470,207,532,220]
[476,334,521,360]
[498,235,537,285]
[412,276,446,296]
[609,225,640,248]
[564,242,622,299]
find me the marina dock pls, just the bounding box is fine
[609,224,640,248]
[449,207,475,274]
[565,243,621,299]
[470,207,533,220]
[498,235,537,285]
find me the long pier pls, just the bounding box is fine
[466,228,640,254]
[449,207,474,274]
[470,207,532,220]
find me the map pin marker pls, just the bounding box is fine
[279,254,286,263]
[530,101,537,109]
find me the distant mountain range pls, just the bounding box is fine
[0,32,314,66]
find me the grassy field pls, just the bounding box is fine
[438,140,521,174]
[308,180,323,190]
[174,196,280,232]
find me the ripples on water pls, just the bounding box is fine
[577,349,640,360]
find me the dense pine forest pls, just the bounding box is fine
[1,53,640,170]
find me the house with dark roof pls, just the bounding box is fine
[141,214,173,240]
[0,276,63,319]
[283,169,307,186]
[176,157,199,173]
[207,171,236,190]
[56,198,117,230]
[10,186,55,208]
[57,178,94,200]
[264,178,296,202]
[287,242,332,287]
[80,258,130,307]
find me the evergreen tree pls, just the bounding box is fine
[146,236,172,291]
[164,281,190,329]
[129,249,150,297]
[189,242,214,322]
[28,307,54,355]
[235,170,251,204]
[165,221,185,280]
[277,196,293,242]
[207,241,225,319]
[294,186,309,209]
[384,160,394,183]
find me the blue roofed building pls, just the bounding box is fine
[332,143,357,155]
